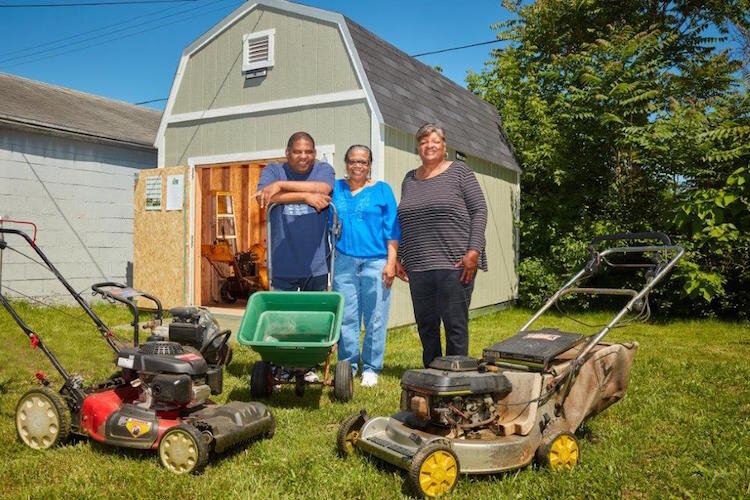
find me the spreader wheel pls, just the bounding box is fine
[158,424,209,475]
[408,441,459,498]
[333,360,353,402]
[250,361,272,398]
[537,431,580,471]
[15,387,71,450]
[336,411,366,457]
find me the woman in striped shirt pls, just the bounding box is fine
[395,123,488,368]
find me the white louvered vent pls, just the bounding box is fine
[242,29,275,75]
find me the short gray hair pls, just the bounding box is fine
[416,123,446,143]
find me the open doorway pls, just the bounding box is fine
[193,159,283,309]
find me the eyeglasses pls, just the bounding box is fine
[346,159,370,166]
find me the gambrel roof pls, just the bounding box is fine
[344,18,519,171]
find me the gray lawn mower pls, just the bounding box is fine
[337,232,683,497]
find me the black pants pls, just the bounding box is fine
[408,269,474,368]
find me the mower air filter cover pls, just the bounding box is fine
[428,355,480,372]
[401,367,512,397]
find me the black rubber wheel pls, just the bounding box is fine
[333,360,353,402]
[158,424,209,475]
[219,282,237,304]
[15,386,71,450]
[535,431,580,471]
[250,361,272,398]
[336,411,366,457]
[407,440,460,498]
[294,378,305,398]
[264,413,276,439]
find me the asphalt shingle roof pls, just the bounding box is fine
[345,18,520,172]
[0,72,161,148]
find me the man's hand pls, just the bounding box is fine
[382,261,396,289]
[304,192,331,212]
[395,261,409,282]
[252,182,281,208]
[453,249,479,284]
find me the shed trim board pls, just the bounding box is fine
[167,89,367,124]
[156,0,385,173]
[186,143,335,305]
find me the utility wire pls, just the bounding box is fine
[133,36,505,106]
[1,0,238,69]
[0,0,199,7]
[411,39,502,57]
[134,97,168,105]
[0,0,186,59]
[0,0,229,65]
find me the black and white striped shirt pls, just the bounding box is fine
[397,161,488,273]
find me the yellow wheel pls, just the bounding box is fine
[15,387,71,450]
[158,424,209,474]
[538,431,579,471]
[336,412,366,457]
[408,441,459,498]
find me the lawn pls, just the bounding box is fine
[0,301,747,499]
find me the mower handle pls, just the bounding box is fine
[91,282,163,347]
[0,226,120,354]
[265,202,340,291]
[588,232,671,253]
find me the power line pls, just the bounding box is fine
[132,38,507,105]
[0,0,186,59]
[411,39,502,58]
[0,0,226,65]
[1,0,238,69]
[0,0,199,7]
[135,97,168,105]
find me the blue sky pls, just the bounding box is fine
[0,0,513,109]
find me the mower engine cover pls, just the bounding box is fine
[117,342,208,376]
[400,356,512,396]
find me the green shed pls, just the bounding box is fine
[151,0,521,327]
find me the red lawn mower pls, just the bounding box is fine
[0,221,274,474]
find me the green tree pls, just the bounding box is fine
[468,0,750,317]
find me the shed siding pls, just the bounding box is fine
[0,128,156,299]
[384,126,518,328]
[171,7,360,115]
[165,101,371,174]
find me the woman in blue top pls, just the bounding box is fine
[332,145,400,387]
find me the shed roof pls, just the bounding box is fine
[0,72,161,149]
[344,18,520,172]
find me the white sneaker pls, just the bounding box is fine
[303,370,320,383]
[361,371,378,387]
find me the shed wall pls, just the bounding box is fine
[383,126,519,328]
[172,7,360,115]
[0,127,156,299]
[164,101,371,174]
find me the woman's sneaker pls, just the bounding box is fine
[361,371,378,387]
[303,370,320,383]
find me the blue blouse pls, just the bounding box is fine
[331,179,401,258]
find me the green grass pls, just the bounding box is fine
[1,302,748,499]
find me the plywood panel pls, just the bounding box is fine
[133,165,190,310]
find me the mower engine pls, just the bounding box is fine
[167,307,233,366]
[399,356,512,438]
[117,339,221,408]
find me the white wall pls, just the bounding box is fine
[0,128,156,300]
